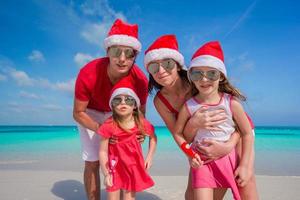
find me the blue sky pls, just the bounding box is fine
[0,0,299,126]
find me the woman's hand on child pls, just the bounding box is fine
[136,134,146,143]
[195,138,232,164]
[104,173,113,187]
[234,165,251,187]
[191,107,227,131]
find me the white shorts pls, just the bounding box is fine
[77,109,112,161]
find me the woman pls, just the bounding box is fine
[144,35,258,200]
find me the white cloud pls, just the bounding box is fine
[79,0,126,46]
[240,60,254,71]
[74,52,94,67]
[52,78,75,94]
[6,102,63,113]
[10,69,34,86]
[2,65,75,96]
[19,91,41,99]
[238,52,248,61]
[0,73,7,81]
[81,22,110,46]
[80,0,125,19]
[236,52,255,71]
[42,104,63,111]
[33,0,126,48]
[28,50,45,62]
[6,102,37,113]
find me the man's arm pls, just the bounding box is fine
[73,98,99,132]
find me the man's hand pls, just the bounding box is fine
[109,135,118,144]
[136,134,146,143]
[104,174,113,187]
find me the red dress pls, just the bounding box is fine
[97,117,155,192]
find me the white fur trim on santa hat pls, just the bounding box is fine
[144,48,185,69]
[189,55,227,77]
[109,87,140,109]
[104,34,141,52]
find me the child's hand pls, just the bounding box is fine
[104,174,113,187]
[144,156,153,170]
[189,154,203,168]
[234,165,251,187]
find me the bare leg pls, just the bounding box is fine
[213,188,227,200]
[194,188,214,200]
[123,190,136,200]
[84,161,100,200]
[107,190,121,200]
[239,174,258,200]
[185,169,194,200]
[237,139,259,200]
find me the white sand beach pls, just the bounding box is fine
[0,170,299,200]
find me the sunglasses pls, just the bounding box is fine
[189,69,220,81]
[108,46,136,59]
[111,96,136,107]
[148,59,176,75]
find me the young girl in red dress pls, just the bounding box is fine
[98,79,157,200]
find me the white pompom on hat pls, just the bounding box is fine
[104,18,142,52]
[144,34,185,70]
[189,41,227,77]
[109,77,140,109]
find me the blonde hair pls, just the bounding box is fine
[190,73,246,101]
[219,73,246,101]
[112,104,147,135]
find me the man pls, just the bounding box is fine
[73,19,148,200]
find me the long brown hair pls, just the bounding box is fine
[148,61,189,95]
[219,73,246,101]
[112,103,147,135]
[190,73,247,101]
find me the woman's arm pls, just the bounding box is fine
[231,99,254,187]
[154,95,199,144]
[154,95,189,146]
[144,133,157,170]
[153,95,177,134]
[154,96,200,160]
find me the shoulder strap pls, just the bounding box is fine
[157,91,179,117]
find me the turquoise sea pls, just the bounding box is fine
[0,126,299,176]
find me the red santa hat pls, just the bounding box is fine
[104,18,142,52]
[109,77,140,109]
[144,34,185,70]
[189,41,227,77]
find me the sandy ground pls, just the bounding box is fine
[0,170,300,200]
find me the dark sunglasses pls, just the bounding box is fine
[108,46,136,59]
[189,69,220,81]
[148,59,176,75]
[111,96,136,107]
